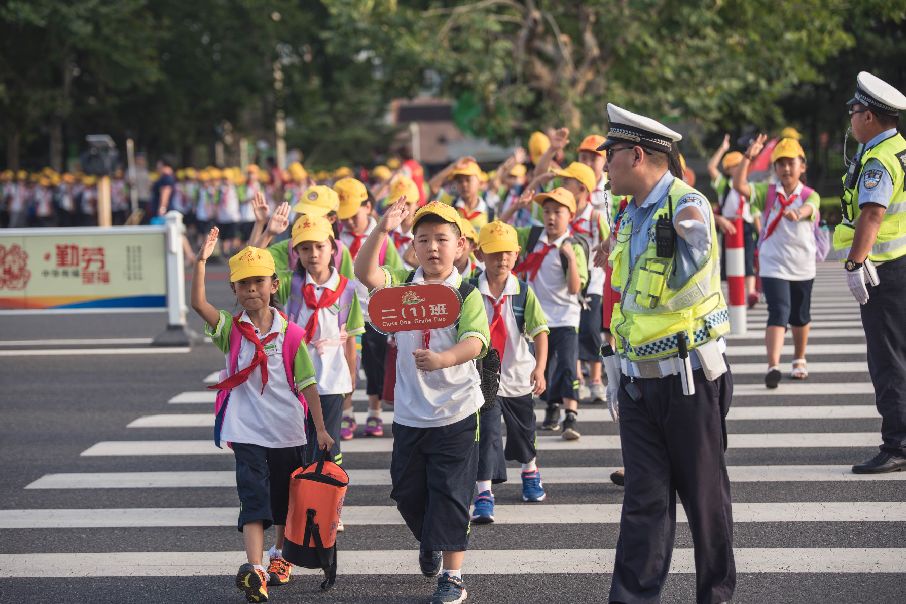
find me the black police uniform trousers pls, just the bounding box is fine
[860,254,906,457]
[609,365,736,604]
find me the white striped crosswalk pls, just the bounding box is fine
[5,263,904,599]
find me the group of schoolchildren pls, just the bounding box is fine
[190,127,629,604]
[189,124,821,603]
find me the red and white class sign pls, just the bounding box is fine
[368,282,462,334]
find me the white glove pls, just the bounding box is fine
[846,259,880,305]
[602,354,621,422]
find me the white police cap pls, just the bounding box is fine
[848,71,906,116]
[598,103,682,153]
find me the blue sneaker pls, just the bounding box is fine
[431,573,467,603]
[470,490,495,524]
[521,470,546,502]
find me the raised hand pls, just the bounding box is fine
[745,133,768,160]
[513,147,527,165]
[550,127,570,151]
[379,197,411,233]
[267,202,290,236]
[251,191,269,223]
[720,133,731,151]
[199,227,219,261]
[516,187,536,210]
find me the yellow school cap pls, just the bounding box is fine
[293,185,339,217]
[335,177,370,219]
[780,127,802,141]
[553,161,596,194]
[372,165,392,182]
[229,246,276,282]
[478,220,519,254]
[289,161,307,182]
[510,164,527,178]
[458,217,479,243]
[771,138,806,163]
[387,158,401,170]
[578,134,607,157]
[534,187,576,214]
[386,175,420,206]
[334,166,354,179]
[721,151,744,170]
[291,214,334,248]
[528,131,551,164]
[450,159,482,179]
[412,201,461,231]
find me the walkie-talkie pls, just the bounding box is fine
[655,195,676,258]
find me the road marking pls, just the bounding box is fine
[0,548,903,576]
[746,313,858,322]
[728,361,867,374]
[733,382,875,396]
[3,502,904,529]
[128,405,881,429]
[170,389,370,404]
[25,465,906,490]
[0,338,153,347]
[727,344,866,356]
[79,432,883,456]
[728,328,865,340]
[0,347,190,357]
[737,321,863,330]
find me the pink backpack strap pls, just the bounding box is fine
[228,317,241,375]
[282,319,309,417]
[378,236,388,265]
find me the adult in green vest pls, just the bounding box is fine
[596,104,735,604]
[834,71,906,474]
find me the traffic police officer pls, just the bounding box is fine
[834,71,906,474]
[597,104,735,604]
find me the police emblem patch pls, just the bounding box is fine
[862,169,883,190]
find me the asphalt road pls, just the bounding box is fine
[0,263,904,603]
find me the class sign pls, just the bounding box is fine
[368,283,462,334]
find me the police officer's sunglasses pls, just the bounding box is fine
[848,108,870,117]
[606,146,642,162]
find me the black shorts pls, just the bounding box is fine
[232,443,303,531]
[543,327,579,404]
[240,221,255,242]
[218,222,239,240]
[362,323,387,397]
[303,393,344,466]
[579,294,603,362]
[478,393,538,483]
[390,413,479,551]
[761,277,814,327]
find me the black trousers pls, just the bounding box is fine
[609,366,736,604]
[477,393,538,483]
[861,255,906,456]
[389,413,479,551]
[362,323,387,397]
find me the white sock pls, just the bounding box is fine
[368,408,381,419]
[521,458,537,472]
[443,569,462,579]
[253,563,268,576]
[476,480,492,493]
[268,545,282,559]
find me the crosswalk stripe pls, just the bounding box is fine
[25,465,906,490]
[726,344,866,356]
[0,347,191,357]
[728,328,865,339]
[3,502,904,529]
[736,321,863,329]
[127,404,880,429]
[1,548,903,576]
[79,432,883,457]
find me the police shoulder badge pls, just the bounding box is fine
[862,169,884,190]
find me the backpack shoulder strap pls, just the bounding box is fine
[765,184,777,218]
[228,315,242,375]
[457,279,475,301]
[513,279,529,334]
[378,237,388,265]
[287,270,305,318]
[281,319,310,414]
[524,225,544,260]
[404,269,417,284]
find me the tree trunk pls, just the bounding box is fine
[6,129,20,171]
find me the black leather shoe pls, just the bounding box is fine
[610,469,625,487]
[852,451,906,474]
[419,548,442,577]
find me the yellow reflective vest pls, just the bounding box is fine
[833,132,906,262]
[609,179,729,361]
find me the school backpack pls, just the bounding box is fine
[404,270,501,410]
[523,225,591,308]
[283,452,349,591]
[761,184,830,262]
[208,313,308,448]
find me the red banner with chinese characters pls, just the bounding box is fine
[368,283,462,334]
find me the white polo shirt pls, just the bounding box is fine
[478,273,549,398]
[378,266,490,428]
[571,203,608,297]
[341,217,378,320]
[289,269,366,396]
[521,230,588,328]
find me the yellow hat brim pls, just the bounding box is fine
[293,202,333,217]
[291,230,333,249]
[480,240,519,254]
[337,202,360,220]
[533,193,576,214]
[230,267,275,282]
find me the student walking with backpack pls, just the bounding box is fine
[192,231,334,603]
[733,136,823,388]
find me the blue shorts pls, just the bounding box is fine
[232,443,303,531]
[761,277,813,327]
[543,326,579,404]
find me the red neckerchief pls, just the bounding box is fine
[570,216,591,236]
[302,275,348,343]
[392,230,412,249]
[209,320,279,394]
[348,232,367,258]
[513,242,557,281]
[763,191,798,241]
[457,206,482,221]
[487,294,508,364]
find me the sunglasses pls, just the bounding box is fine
[848,108,870,117]
[605,146,637,162]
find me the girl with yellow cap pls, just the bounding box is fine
[734,134,821,387]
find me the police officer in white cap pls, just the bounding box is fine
[595,104,735,603]
[833,71,906,474]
